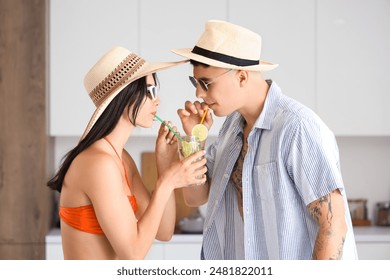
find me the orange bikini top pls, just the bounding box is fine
[59,137,138,235]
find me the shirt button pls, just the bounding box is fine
[223,174,229,179]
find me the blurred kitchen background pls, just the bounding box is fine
[0,0,389,260]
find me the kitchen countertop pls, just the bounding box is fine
[353,226,390,242]
[45,228,203,243]
[46,226,390,243]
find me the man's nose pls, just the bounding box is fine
[195,88,207,99]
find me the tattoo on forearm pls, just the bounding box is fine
[310,190,346,260]
[313,236,345,260]
[336,237,346,259]
[310,193,334,227]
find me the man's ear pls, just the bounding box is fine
[237,70,249,86]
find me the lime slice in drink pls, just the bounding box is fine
[191,124,208,142]
[181,141,196,158]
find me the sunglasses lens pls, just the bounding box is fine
[147,86,157,100]
[189,76,197,88]
[199,80,208,92]
[189,76,208,92]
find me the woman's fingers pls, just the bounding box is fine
[158,120,180,145]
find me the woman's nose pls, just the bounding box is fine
[154,96,160,106]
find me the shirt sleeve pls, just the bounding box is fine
[286,116,345,205]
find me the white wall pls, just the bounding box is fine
[337,137,390,221]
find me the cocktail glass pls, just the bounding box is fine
[178,136,206,184]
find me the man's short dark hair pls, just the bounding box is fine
[190,59,210,68]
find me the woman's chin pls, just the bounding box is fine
[136,121,154,129]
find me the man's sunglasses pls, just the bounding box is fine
[189,69,232,92]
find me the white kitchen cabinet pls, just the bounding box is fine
[45,229,202,260]
[144,243,164,260]
[49,0,139,136]
[354,226,390,260]
[228,0,317,110]
[135,0,228,137]
[162,243,202,260]
[45,228,63,259]
[356,243,390,260]
[146,236,202,260]
[316,0,390,135]
[49,0,227,137]
[45,240,63,260]
[46,227,390,259]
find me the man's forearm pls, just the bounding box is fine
[309,189,347,260]
[312,227,346,259]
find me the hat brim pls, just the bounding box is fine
[172,48,278,72]
[80,59,188,141]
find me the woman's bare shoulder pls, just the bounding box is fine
[75,144,116,168]
[70,145,122,191]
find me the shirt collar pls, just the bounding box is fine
[227,80,282,135]
[253,80,282,131]
[229,112,245,136]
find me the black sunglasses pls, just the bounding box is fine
[189,69,232,92]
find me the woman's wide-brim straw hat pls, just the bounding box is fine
[81,46,187,141]
[172,20,278,72]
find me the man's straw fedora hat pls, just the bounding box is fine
[172,20,278,72]
[81,46,186,140]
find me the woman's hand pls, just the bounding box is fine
[155,120,180,175]
[177,101,213,135]
[157,150,207,191]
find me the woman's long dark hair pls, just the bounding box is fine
[47,74,158,192]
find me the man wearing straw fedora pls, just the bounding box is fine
[174,20,357,260]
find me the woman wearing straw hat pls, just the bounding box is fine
[47,46,207,259]
[174,20,358,260]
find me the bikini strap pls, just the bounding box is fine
[103,137,131,189]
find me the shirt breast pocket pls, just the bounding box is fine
[254,162,279,201]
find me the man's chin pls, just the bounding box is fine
[212,109,226,118]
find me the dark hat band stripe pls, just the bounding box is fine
[191,46,259,67]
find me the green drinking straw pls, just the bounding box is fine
[154,114,184,142]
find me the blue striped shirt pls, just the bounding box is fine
[202,81,358,260]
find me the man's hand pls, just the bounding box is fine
[177,101,213,135]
